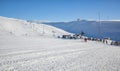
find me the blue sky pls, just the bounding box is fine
[0,0,120,21]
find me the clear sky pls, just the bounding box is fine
[0,0,120,21]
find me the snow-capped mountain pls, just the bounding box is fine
[30,20,120,41]
[0,16,70,37]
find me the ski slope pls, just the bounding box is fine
[0,16,69,37]
[0,36,120,71]
[0,16,120,71]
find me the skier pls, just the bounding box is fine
[106,39,108,44]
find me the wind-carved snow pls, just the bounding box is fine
[0,16,120,71]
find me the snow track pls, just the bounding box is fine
[0,36,120,71]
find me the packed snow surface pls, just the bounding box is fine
[0,16,120,71]
[0,36,120,71]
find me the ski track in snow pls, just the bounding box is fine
[0,36,120,71]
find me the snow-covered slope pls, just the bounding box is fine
[0,16,120,71]
[0,35,120,71]
[0,16,69,37]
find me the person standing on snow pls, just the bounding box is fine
[84,38,87,42]
[81,31,85,36]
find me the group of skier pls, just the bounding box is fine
[61,31,120,46]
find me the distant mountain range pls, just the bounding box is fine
[29,20,120,41]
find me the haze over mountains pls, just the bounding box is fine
[29,19,120,41]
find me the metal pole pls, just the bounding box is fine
[98,12,101,38]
